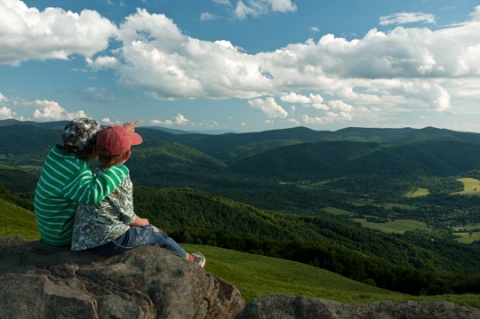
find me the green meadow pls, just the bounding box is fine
[405,187,430,198]
[454,178,480,195]
[182,244,480,309]
[0,199,40,241]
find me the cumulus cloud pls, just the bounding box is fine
[379,12,436,26]
[248,97,288,118]
[83,4,479,122]
[175,113,190,125]
[0,0,117,66]
[0,106,16,119]
[2,1,480,127]
[32,100,87,120]
[96,8,274,99]
[281,92,328,109]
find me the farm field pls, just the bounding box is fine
[454,178,480,195]
[351,218,430,234]
[405,187,430,197]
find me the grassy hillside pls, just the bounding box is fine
[183,244,480,309]
[0,199,39,241]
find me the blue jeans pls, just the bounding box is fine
[92,225,187,258]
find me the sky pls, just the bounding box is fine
[0,0,480,133]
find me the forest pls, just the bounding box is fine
[0,119,480,296]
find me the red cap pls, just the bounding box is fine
[96,125,143,156]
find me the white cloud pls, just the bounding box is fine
[151,119,174,126]
[248,97,288,118]
[175,113,190,125]
[0,92,7,103]
[101,117,112,124]
[86,56,119,70]
[380,12,436,26]
[281,92,328,110]
[0,106,16,119]
[0,0,117,66]
[3,2,480,127]
[281,92,311,104]
[103,8,273,99]
[32,100,87,120]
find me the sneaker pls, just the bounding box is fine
[190,252,206,267]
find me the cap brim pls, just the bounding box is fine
[130,132,143,146]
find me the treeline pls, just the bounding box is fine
[0,182,33,211]
[132,186,480,296]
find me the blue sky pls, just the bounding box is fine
[1,0,479,133]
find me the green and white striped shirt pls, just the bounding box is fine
[34,145,129,246]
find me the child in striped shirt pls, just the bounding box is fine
[34,118,132,246]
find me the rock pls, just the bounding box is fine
[235,295,480,319]
[2,237,479,319]
[0,237,244,319]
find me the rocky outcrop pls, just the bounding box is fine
[235,295,480,319]
[1,237,479,319]
[0,237,244,319]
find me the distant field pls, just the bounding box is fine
[322,207,353,216]
[351,218,430,234]
[454,231,480,244]
[404,187,430,197]
[452,222,480,244]
[453,178,480,196]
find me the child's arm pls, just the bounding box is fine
[63,164,130,205]
[130,216,150,227]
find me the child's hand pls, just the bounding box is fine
[130,216,149,227]
[123,119,141,132]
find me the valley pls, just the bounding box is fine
[0,120,479,297]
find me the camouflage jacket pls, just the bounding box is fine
[71,168,136,250]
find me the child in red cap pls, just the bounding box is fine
[71,123,205,267]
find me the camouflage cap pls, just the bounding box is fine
[62,118,101,153]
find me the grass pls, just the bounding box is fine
[454,178,480,196]
[0,199,478,310]
[0,199,39,241]
[182,244,480,309]
[454,231,480,244]
[405,187,430,197]
[351,218,430,234]
[184,244,403,303]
